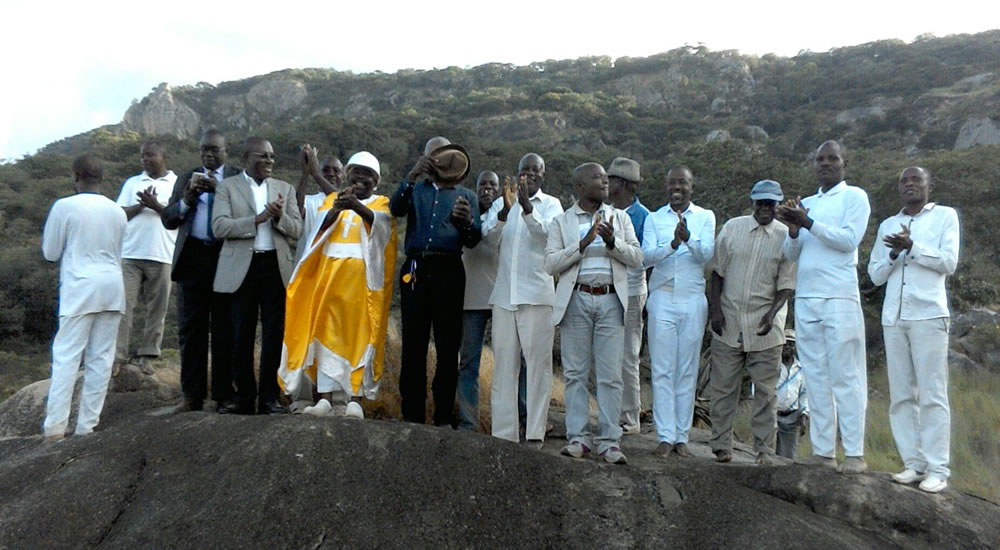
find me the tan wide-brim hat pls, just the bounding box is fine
[607,157,642,183]
[429,144,471,184]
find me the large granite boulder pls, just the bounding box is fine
[1,376,997,549]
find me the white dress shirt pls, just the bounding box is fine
[116,170,178,263]
[245,172,276,251]
[868,202,959,326]
[42,193,128,317]
[783,181,870,300]
[489,189,565,310]
[776,359,808,414]
[463,197,503,310]
[642,202,715,301]
[178,164,226,240]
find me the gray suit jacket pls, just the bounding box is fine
[544,202,643,325]
[161,164,241,281]
[211,173,303,292]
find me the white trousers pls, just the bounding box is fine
[647,291,707,444]
[884,318,951,478]
[491,305,553,442]
[44,311,122,437]
[620,291,647,429]
[795,297,867,457]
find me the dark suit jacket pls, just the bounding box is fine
[211,174,303,293]
[161,164,242,281]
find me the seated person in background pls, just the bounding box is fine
[775,329,809,459]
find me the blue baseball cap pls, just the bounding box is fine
[750,179,784,201]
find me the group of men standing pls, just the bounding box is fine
[41,134,959,493]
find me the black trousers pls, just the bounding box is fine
[399,254,466,425]
[230,251,285,409]
[175,239,233,404]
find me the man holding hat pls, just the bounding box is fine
[390,137,480,426]
[775,328,809,459]
[707,180,795,464]
[607,157,651,435]
[279,152,397,418]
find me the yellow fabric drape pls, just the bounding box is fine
[279,193,396,398]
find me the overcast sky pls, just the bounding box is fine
[2,0,996,160]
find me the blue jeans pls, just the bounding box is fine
[457,310,490,430]
[457,310,527,432]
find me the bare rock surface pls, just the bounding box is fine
[122,83,200,139]
[1,376,998,549]
[954,117,1000,150]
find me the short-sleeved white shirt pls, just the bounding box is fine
[116,171,178,263]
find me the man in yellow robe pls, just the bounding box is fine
[279,151,396,418]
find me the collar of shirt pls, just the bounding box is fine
[570,202,605,217]
[242,171,267,187]
[815,180,847,197]
[896,201,937,217]
[140,170,175,182]
[750,218,780,236]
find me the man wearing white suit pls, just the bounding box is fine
[642,165,715,459]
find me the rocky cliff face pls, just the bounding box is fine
[122,83,201,139]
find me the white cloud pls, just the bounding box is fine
[2,0,997,158]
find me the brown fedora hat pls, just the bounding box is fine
[429,143,471,184]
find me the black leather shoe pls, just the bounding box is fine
[173,398,203,413]
[257,401,290,415]
[218,401,253,415]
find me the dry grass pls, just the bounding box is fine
[365,314,566,431]
[731,365,1000,502]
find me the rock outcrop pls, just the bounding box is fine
[834,96,903,126]
[954,117,1000,150]
[1,372,998,549]
[122,83,200,139]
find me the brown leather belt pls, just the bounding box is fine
[575,283,616,295]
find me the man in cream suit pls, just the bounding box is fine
[212,137,303,415]
[545,163,643,464]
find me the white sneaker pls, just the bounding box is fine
[344,401,364,419]
[303,399,333,416]
[919,476,948,494]
[892,469,927,484]
[621,423,641,435]
[600,447,628,465]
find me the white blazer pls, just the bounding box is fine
[544,202,643,325]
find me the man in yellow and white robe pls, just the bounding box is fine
[279,152,396,417]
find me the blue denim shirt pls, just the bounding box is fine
[390,178,481,256]
[626,197,651,246]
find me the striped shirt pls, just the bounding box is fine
[573,205,614,286]
[711,215,796,352]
